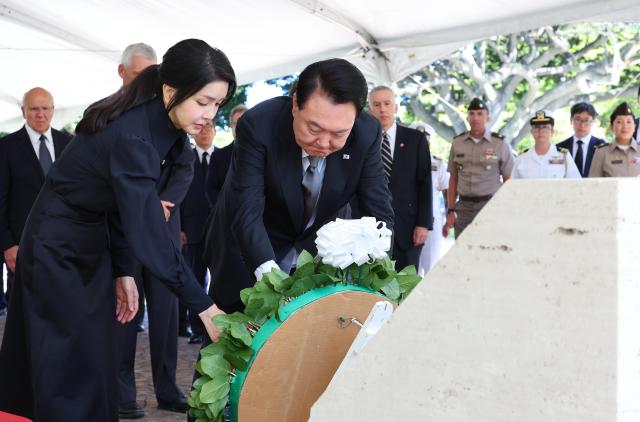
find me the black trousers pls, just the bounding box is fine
[182,241,208,336]
[116,261,182,404]
[392,238,421,272]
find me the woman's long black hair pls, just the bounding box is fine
[76,39,236,134]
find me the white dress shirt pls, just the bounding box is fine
[25,124,55,161]
[512,144,581,179]
[571,135,591,159]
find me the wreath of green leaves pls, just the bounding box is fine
[187,250,422,422]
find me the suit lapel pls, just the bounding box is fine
[585,136,598,176]
[277,113,305,233]
[52,130,66,159]
[17,126,44,182]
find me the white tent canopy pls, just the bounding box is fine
[1,0,639,132]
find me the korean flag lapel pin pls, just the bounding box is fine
[342,153,350,160]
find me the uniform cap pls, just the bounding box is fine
[468,97,488,111]
[529,110,554,126]
[610,102,636,125]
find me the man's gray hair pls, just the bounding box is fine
[120,43,157,67]
[369,85,395,102]
[230,104,248,120]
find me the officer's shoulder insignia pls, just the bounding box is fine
[520,148,529,155]
[558,147,569,153]
[596,143,608,149]
[431,155,442,162]
[491,132,505,140]
[453,131,468,140]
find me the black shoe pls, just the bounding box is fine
[136,323,145,333]
[119,401,145,419]
[157,398,189,413]
[179,325,192,338]
[188,334,203,345]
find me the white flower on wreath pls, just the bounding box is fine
[315,217,392,269]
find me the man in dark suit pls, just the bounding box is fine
[207,104,247,200]
[180,122,216,344]
[203,58,394,314]
[366,86,432,271]
[556,102,606,177]
[0,87,72,305]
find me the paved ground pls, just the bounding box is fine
[0,312,201,422]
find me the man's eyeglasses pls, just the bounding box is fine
[572,118,593,125]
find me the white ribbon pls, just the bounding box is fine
[315,217,392,269]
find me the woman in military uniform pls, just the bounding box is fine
[512,110,581,179]
[0,39,235,421]
[589,102,638,177]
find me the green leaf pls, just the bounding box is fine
[371,273,392,291]
[381,278,401,301]
[398,265,418,276]
[243,296,265,319]
[200,355,231,378]
[283,276,316,297]
[192,375,211,391]
[396,273,422,295]
[229,322,253,346]
[200,375,231,404]
[213,312,253,328]
[296,249,314,267]
[224,347,253,371]
[208,397,228,418]
[292,261,315,278]
[200,341,227,357]
[317,263,338,275]
[262,268,292,293]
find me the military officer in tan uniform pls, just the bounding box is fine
[512,110,581,179]
[444,98,514,239]
[589,102,639,177]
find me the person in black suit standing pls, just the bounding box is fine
[555,102,606,178]
[0,39,234,422]
[0,87,72,309]
[366,86,432,271]
[111,43,197,418]
[207,104,247,200]
[180,121,216,345]
[202,58,394,314]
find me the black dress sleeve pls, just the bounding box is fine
[109,134,213,314]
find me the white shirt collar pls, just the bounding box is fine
[25,124,53,145]
[573,134,591,144]
[195,144,214,160]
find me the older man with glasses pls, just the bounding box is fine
[556,102,606,177]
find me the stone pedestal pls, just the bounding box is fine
[310,179,640,422]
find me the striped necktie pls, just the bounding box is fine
[381,132,393,179]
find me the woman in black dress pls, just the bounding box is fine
[0,39,234,421]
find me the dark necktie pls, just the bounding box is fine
[39,134,53,175]
[201,151,209,182]
[302,156,321,226]
[381,132,393,180]
[574,140,584,176]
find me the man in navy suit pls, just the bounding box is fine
[0,87,72,307]
[367,86,432,271]
[203,59,394,314]
[208,104,247,200]
[556,102,606,177]
[180,121,216,344]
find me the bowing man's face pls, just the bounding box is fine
[292,90,356,158]
[163,81,229,136]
